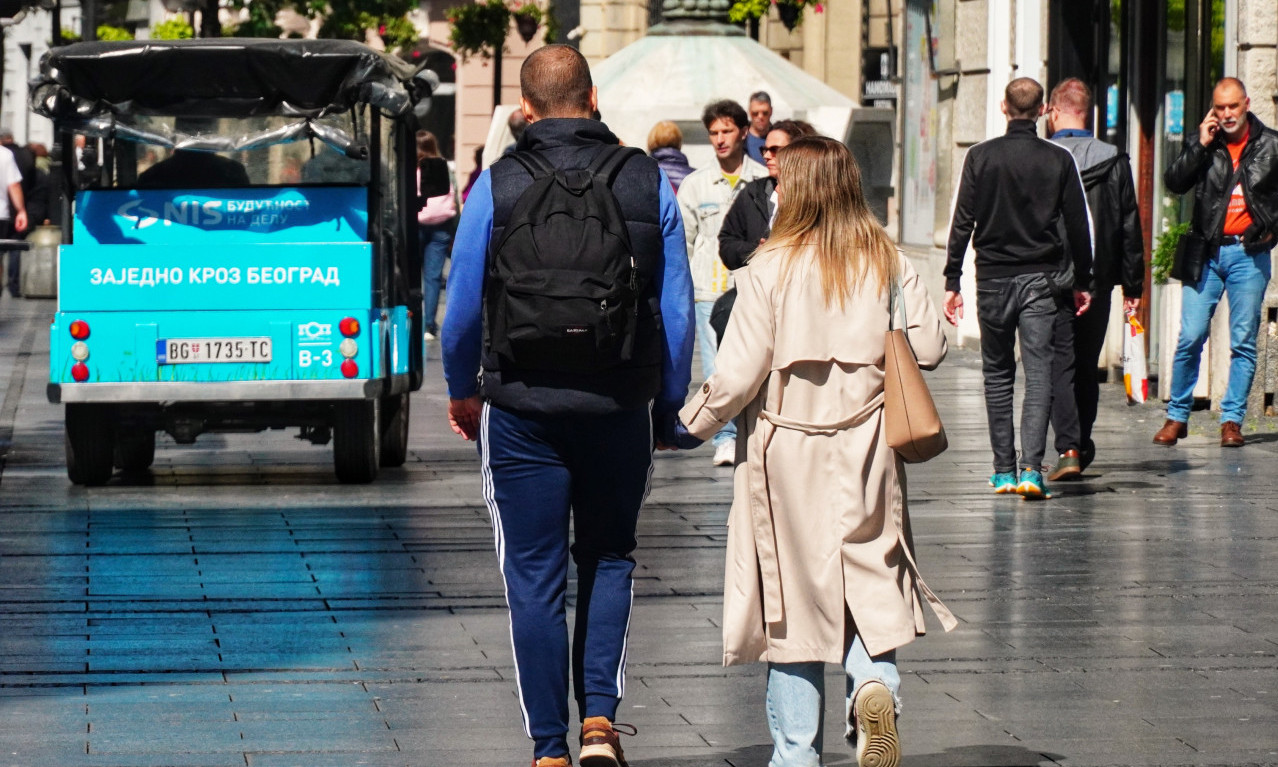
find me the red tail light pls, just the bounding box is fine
[71,362,90,382]
[339,317,360,337]
[69,320,90,340]
[340,359,358,378]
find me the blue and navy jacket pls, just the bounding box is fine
[442,118,694,418]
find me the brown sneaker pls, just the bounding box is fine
[1046,449,1082,482]
[1153,419,1188,446]
[579,717,634,767]
[1221,420,1245,447]
[533,758,571,767]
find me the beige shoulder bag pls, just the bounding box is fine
[883,279,948,462]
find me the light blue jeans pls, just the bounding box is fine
[1167,243,1272,424]
[421,224,453,335]
[765,635,900,767]
[694,300,737,447]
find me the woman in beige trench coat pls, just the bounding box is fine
[677,138,957,767]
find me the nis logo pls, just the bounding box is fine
[297,322,333,341]
[118,199,224,229]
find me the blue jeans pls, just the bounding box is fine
[1167,243,1272,424]
[421,224,452,335]
[765,635,900,767]
[694,300,737,447]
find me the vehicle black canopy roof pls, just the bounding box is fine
[31,39,426,121]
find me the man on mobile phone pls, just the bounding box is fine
[1155,77,1278,448]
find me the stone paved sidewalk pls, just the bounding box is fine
[1,293,1277,767]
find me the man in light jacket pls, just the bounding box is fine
[676,99,767,466]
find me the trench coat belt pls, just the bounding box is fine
[748,394,885,624]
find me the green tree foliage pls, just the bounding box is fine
[222,0,416,50]
[96,24,133,41]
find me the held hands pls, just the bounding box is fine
[942,291,963,326]
[448,395,482,441]
[1123,297,1141,315]
[655,410,704,451]
[1073,290,1092,317]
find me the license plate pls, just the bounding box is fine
[157,337,273,364]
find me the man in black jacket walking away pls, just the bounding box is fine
[1154,77,1278,448]
[944,77,1093,500]
[1046,78,1145,475]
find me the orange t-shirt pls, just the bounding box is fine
[1222,128,1253,236]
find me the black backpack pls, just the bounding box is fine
[486,145,645,374]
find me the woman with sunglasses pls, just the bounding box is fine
[679,137,957,767]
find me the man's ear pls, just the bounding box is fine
[519,97,536,124]
[999,100,1009,118]
[589,86,599,115]
[1036,103,1046,117]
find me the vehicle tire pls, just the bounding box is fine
[114,428,156,472]
[65,404,115,486]
[379,393,409,468]
[333,399,380,484]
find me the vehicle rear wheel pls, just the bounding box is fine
[379,393,410,467]
[114,427,156,472]
[65,404,115,486]
[333,399,380,484]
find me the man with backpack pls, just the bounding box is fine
[1046,78,1144,473]
[440,45,695,767]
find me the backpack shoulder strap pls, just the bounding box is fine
[587,145,642,188]
[507,150,557,180]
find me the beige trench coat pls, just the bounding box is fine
[679,249,958,666]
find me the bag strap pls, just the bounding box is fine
[888,279,908,332]
[587,145,641,188]
[508,150,556,180]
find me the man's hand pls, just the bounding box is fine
[942,290,963,326]
[1123,296,1141,315]
[1073,290,1092,317]
[448,396,482,441]
[1199,108,1220,147]
[13,210,27,234]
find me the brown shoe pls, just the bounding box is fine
[1047,449,1082,482]
[533,758,571,767]
[1221,421,1245,447]
[579,717,635,767]
[1153,419,1188,446]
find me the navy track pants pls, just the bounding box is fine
[479,402,653,759]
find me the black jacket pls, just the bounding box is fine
[482,118,665,416]
[945,120,1093,293]
[1079,153,1144,297]
[1164,112,1278,271]
[718,176,776,270]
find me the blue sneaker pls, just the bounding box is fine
[989,471,1017,494]
[1016,469,1051,500]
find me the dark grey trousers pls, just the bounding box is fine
[975,272,1056,473]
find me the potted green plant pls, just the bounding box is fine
[1152,221,1190,284]
[729,0,823,31]
[447,0,512,62]
[509,0,542,43]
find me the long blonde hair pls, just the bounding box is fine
[759,136,897,306]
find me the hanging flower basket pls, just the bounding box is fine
[510,2,543,43]
[447,0,512,62]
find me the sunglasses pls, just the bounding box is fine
[762,145,785,156]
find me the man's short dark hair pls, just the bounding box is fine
[702,100,748,131]
[1215,76,1248,97]
[1004,77,1044,120]
[520,44,593,118]
[749,91,771,106]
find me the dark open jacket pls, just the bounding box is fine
[718,175,776,270]
[1080,153,1144,297]
[1164,112,1278,276]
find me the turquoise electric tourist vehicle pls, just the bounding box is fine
[32,39,439,484]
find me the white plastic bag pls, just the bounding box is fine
[1122,315,1148,404]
